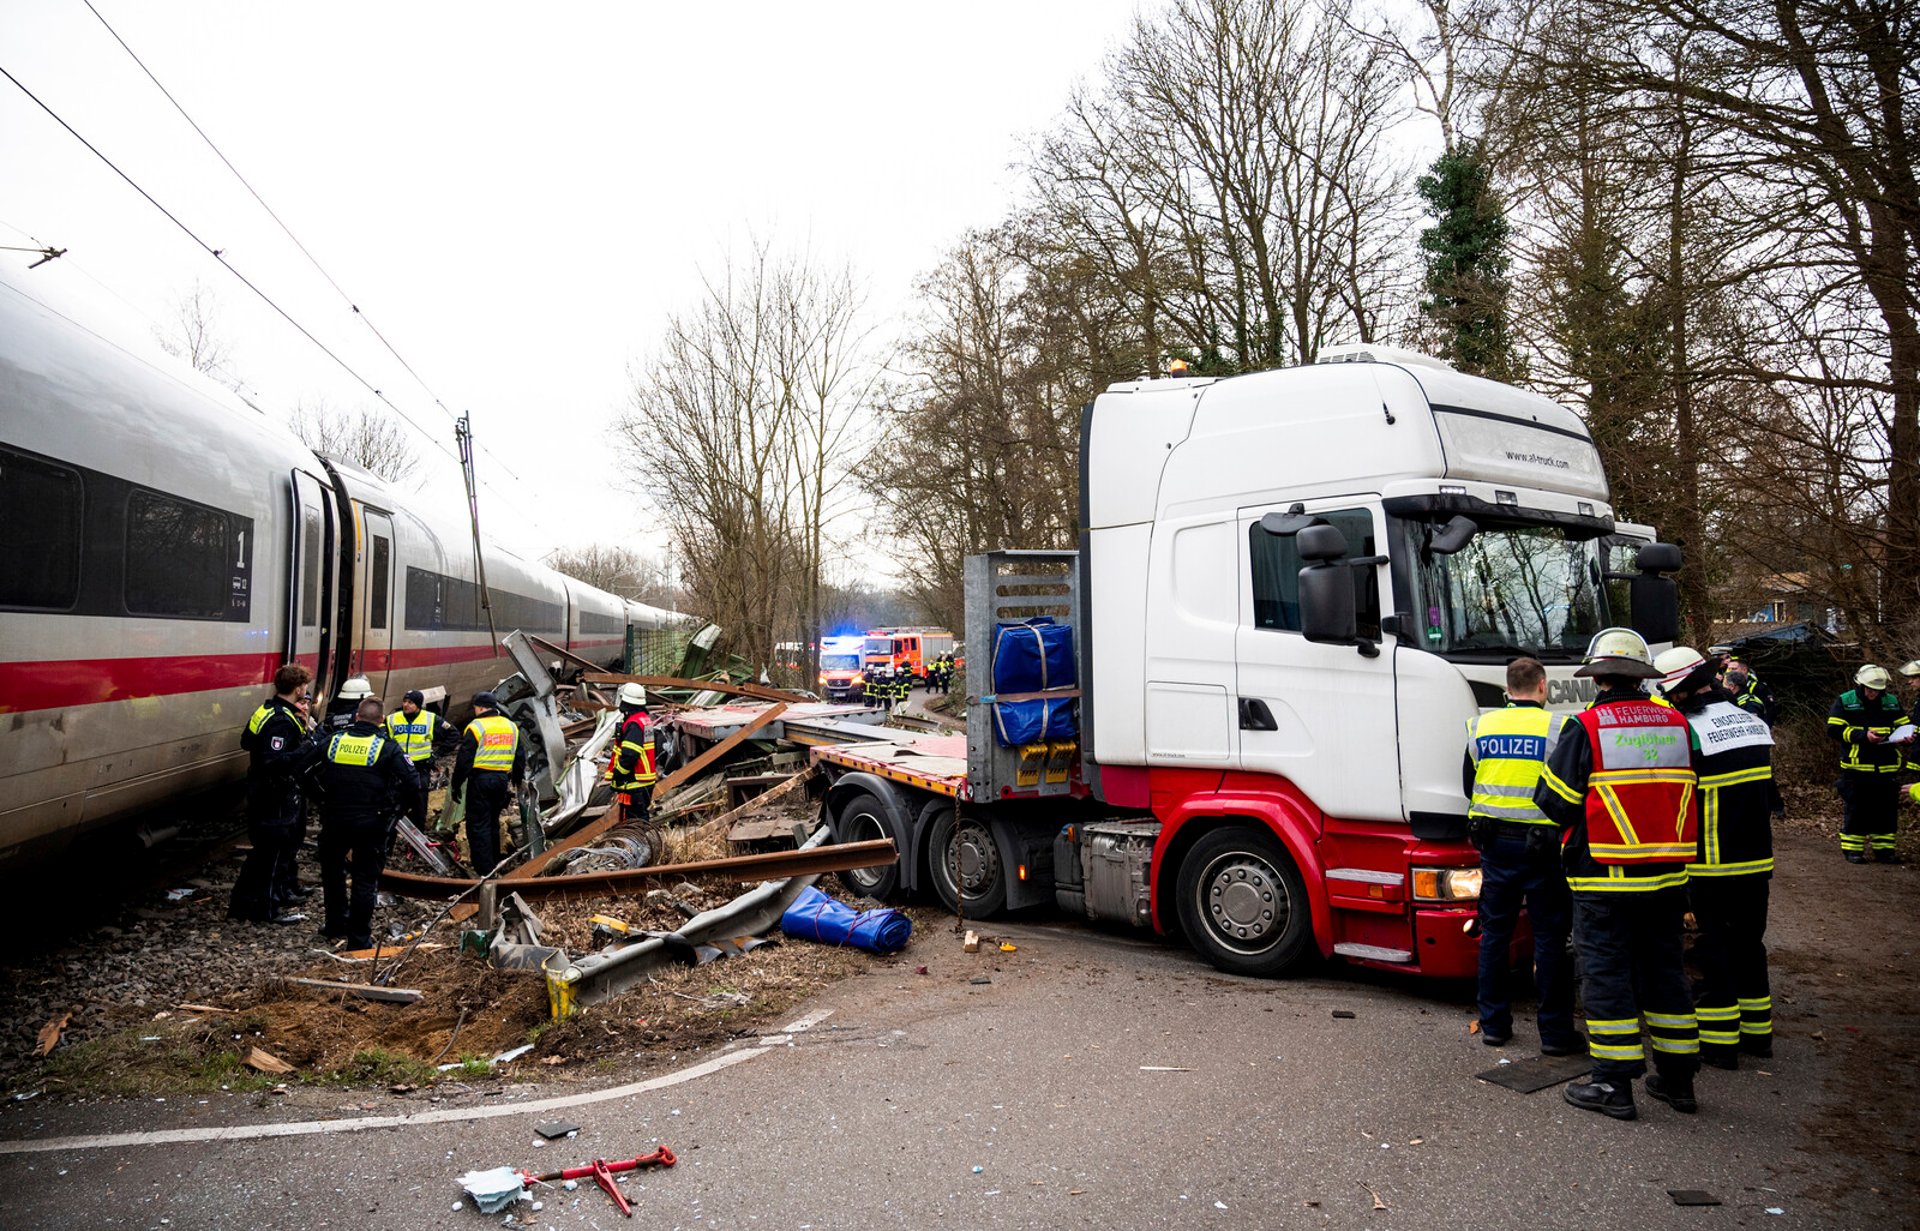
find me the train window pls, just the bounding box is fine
[300,508,321,626]
[369,535,390,629]
[125,489,253,621]
[0,447,83,610]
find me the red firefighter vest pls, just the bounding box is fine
[1574,699,1697,864]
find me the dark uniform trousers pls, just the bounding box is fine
[1839,774,1899,854]
[232,789,303,920]
[1689,875,1772,1055]
[403,759,434,830]
[1475,827,1577,1046]
[465,771,512,876]
[1575,887,1702,1083]
[319,819,390,943]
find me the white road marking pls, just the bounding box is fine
[779,1007,834,1034]
[0,1046,768,1155]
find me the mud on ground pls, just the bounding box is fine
[0,823,934,1101]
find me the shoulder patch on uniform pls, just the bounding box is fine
[269,736,286,751]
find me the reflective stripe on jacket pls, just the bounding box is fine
[1681,695,1775,878]
[385,713,438,762]
[466,714,519,773]
[328,730,386,766]
[1827,688,1908,773]
[1538,691,1699,893]
[1465,704,1566,824]
[610,711,658,791]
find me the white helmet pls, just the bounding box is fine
[1652,646,1709,696]
[336,676,374,702]
[1897,659,1919,679]
[1856,664,1893,690]
[617,682,648,707]
[1575,627,1661,679]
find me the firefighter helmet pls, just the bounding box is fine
[1575,627,1662,679]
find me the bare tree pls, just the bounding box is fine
[1027,0,1414,371]
[156,279,239,387]
[290,398,420,485]
[546,543,677,605]
[616,240,874,678]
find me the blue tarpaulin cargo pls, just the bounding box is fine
[780,885,913,954]
[992,618,1076,693]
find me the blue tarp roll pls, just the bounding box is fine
[780,885,913,954]
[992,618,1077,693]
[991,696,1078,747]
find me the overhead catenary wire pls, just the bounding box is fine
[78,0,535,494]
[0,60,465,470]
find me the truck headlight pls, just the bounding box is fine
[1411,867,1482,903]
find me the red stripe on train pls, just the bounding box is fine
[0,653,284,713]
[2,639,628,714]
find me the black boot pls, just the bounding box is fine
[1541,1034,1588,1057]
[1845,851,1868,864]
[1700,1047,1738,1071]
[1564,1078,1637,1120]
[1739,1034,1773,1059]
[1645,1072,1698,1114]
[1874,849,1903,864]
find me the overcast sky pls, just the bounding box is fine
[2,0,1145,572]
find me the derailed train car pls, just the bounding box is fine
[0,278,682,869]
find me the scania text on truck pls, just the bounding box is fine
[814,346,1680,979]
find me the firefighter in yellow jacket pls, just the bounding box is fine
[1537,628,1702,1121]
[608,682,658,823]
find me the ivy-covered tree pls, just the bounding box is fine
[1416,146,1525,382]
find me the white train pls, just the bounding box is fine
[0,277,682,868]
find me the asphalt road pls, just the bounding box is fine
[2,826,1910,1230]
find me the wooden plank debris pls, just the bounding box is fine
[285,978,425,1004]
[243,1047,295,1074]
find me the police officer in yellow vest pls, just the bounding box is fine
[317,697,418,949]
[450,691,525,877]
[385,690,455,831]
[1655,646,1778,1068]
[1463,657,1581,1055]
[230,662,318,924]
[1537,628,1703,1120]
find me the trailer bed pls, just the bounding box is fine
[811,732,969,799]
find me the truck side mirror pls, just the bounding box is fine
[1630,541,1682,644]
[1296,524,1357,644]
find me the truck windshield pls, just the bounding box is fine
[821,652,861,671]
[1409,520,1607,661]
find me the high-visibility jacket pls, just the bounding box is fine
[465,714,520,773]
[1827,688,1908,773]
[385,710,448,763]
[1538,691,1698,893]
[328,729,387,766]
[241,696,313,799]
[1465,702,1568,825]
[1677,689,1776,878]
[610,710,658,791]
[318,720,418,824]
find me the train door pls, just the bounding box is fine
[287,470,337,687]
[360,508,396,698]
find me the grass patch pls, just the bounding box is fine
[327,1048,437,1088]
[36,1016,284,1100]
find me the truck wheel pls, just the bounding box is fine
[1175,826,1312,977]
[831,791,901,901]
[926,806,1008,917]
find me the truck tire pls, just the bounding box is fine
[1175,826,1312,977]
[926,806,1008,917]
[831,790,902,901]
